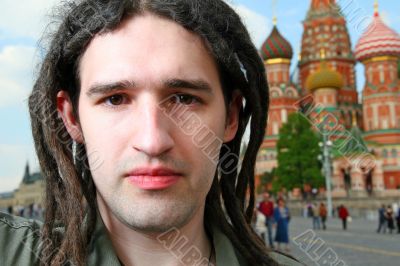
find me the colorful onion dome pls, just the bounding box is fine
[260,25,293,61]
[355,4,400,62]
[306,62,344,91]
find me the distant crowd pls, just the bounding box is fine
[251,193,400,253]
[306,202,350,230]
[305,201,400,234]
[3,203,44,221]
[377,204,400,234]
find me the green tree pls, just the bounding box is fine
[274,113,324,194]
[257,168,276,194]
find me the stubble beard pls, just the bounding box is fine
[104,186,202,234]
[96,156,216,234]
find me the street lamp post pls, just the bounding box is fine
[320,133,333,217]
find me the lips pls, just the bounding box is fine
[126,167,182,190]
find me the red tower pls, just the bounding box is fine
[355,1,400,189]
[299,0,359,128]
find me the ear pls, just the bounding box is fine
[57,91,83,143]
[223,90,242,143]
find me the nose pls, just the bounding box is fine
[131,95,174,157]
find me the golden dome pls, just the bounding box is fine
[306,62,344,91]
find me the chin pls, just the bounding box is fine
[111,197,199,233]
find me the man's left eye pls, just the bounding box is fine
[171,94,199,105]
[105,94,126,106]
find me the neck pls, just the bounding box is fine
[97,196,214,266]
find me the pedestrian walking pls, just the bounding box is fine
[319,203,328,230]
[392,202,399,218]
[307,203,313,218]
[18,206,25,218]
[258,192,275,248]
[386,205,395,234]
[251,208,267,242]
[273,198,291,252]
[6,206,13,215]
[377,204,387,233]
[308,203,320,230]
[338,205,349,230]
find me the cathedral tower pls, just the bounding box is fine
[257,18,299,174]
[355,1,400,189]
[299,0,359,128]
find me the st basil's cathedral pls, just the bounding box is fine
[255,0,400,197]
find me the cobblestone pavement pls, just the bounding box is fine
[269,216,400,266]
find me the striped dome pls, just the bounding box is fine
[306,62,344,91]
[260,26,293,61]
[355,13,400,62]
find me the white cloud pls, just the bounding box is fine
[227,3,271,48]
[0,143,39,193]
[0,1,57,107]
[0,177,21,194]
[0,0,59,39]
[0,45,37,107]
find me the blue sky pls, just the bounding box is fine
[0,0,399,193]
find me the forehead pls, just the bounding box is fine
[78,13,221,91]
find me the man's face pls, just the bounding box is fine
[59,14,240,232]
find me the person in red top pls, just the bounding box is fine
[338,205,349,230]
[258,192,274,248]
[319,203,328,230]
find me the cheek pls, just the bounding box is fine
[80,103,129,147]
[81,128,114,182]
[78,111,127,181]
[175,115,225,170]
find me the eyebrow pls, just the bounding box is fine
[86,78,214,97]
[164,79,213,95]
[86,80,135,97]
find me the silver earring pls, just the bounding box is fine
[72,140,77,165]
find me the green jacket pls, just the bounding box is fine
[0,212,301,265]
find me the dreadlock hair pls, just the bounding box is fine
[29,0,275,265]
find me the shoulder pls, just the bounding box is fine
[0,212,43,265]
[0,211,43,238]
[269,251,305,266]
[212,223,303,266]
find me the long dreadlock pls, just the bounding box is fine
[29,0,275,265]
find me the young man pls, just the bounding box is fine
[0,1,301,265]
